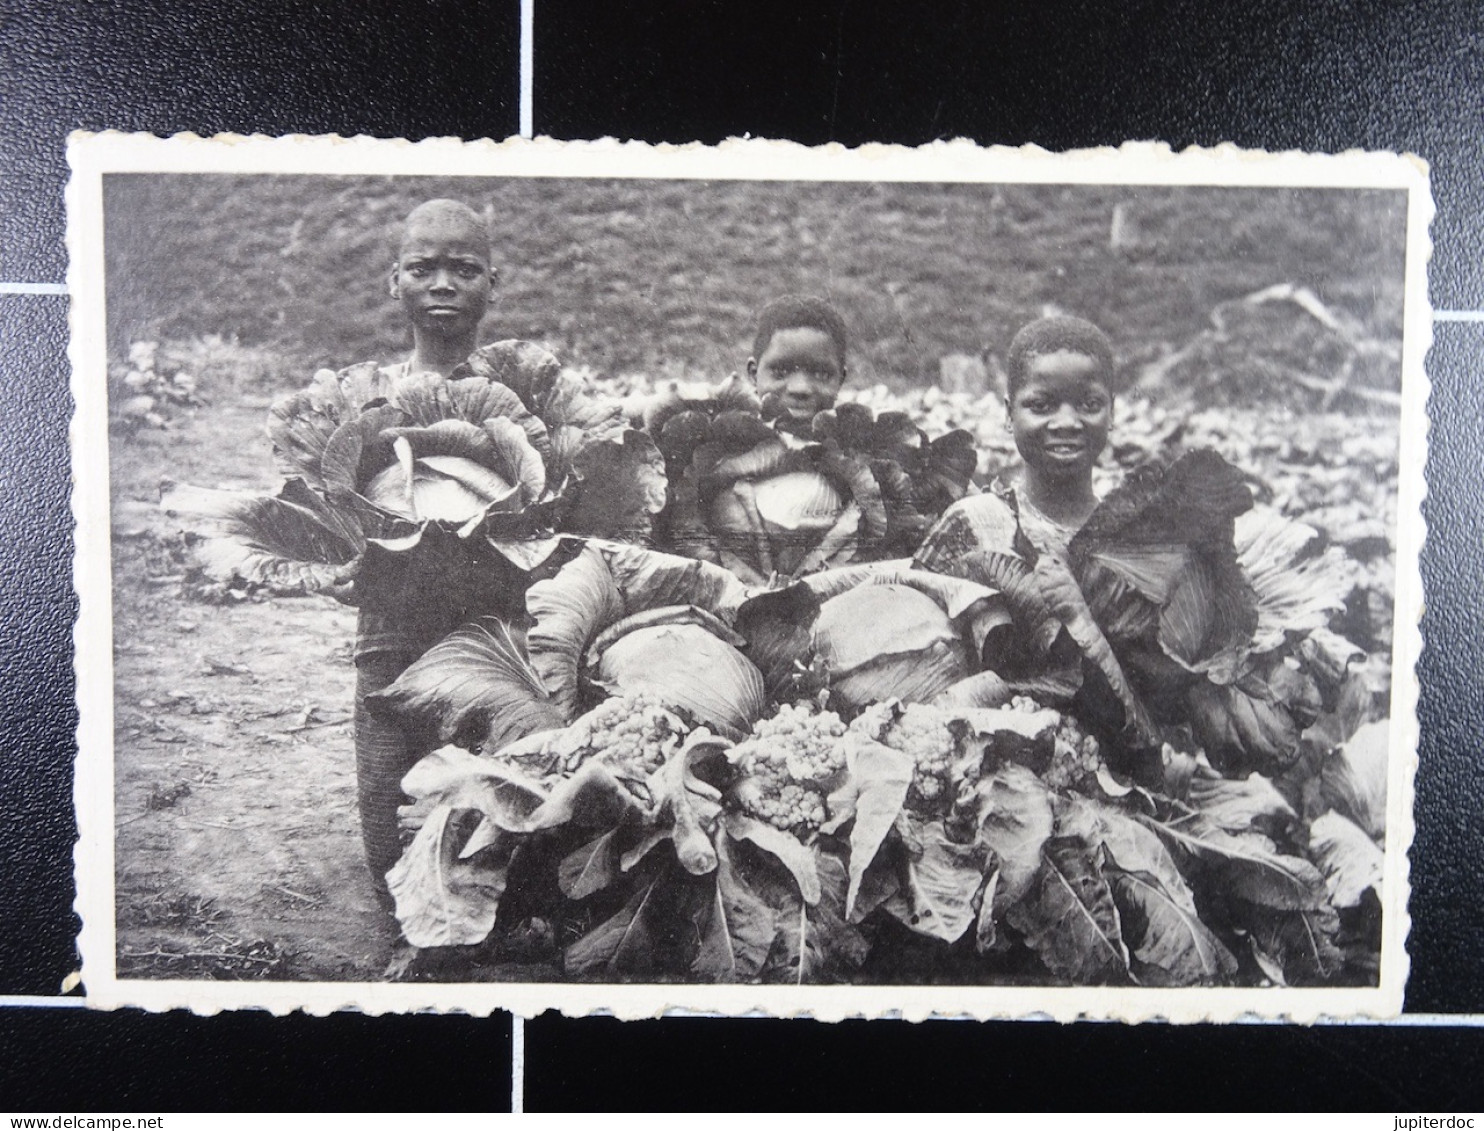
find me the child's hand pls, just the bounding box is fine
[325,563,359,605]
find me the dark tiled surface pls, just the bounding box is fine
[0,296,77,996]
[525,1014,1484,1111]
[0,1008,512,1110]
[1410,322,1484,1012]
[2,0,1483,1109]
[0,0,518,283]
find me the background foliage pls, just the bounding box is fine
[102,175,1406,388]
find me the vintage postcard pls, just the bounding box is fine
[69,133,1429,1020]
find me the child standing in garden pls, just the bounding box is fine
[347,199,509,901]
[193,196,645,916]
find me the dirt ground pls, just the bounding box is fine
[110,398,393,981]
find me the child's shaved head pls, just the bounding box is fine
[400,198,491,254]
[391,199,496,373]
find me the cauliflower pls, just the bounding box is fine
[565,693,688,780]
[729,702,848,837]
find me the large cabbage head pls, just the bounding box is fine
[309,371,563,568]
[667,399,972,584]
[164,343,666,599]
[812,582,971,708]
[710,467,853,580]
[693,428,885,584]
[526,541,763,738]
[358,417,547,525]
[592,623,766,739]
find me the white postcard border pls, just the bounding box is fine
[67,132,1432,1021]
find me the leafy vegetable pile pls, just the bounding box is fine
[163,351,1393,987]
[367,477,1387,987]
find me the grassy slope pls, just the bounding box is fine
[102,174,1406,390]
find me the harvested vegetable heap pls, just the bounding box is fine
[168,358,1393,988]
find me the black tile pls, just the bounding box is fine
[0,1007,514,1110]
[524,1013,1484,1111]
[0,296,79,996]
[1409,320,1484,1013]
[0,0,520,284]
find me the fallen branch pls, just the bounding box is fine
[175,817,268,830]
[283,716,350,734]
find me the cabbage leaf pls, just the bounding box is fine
[1308,810,1383,908]
[1006,837,1130,983]
[1320,719,1389,840]
[1137,807,1327,910]
[881,816,991,944]
[972,764,1055,916]
[385,805,515,948]
[161,477,362,595]
[1238,901,1345,986]
[1105,863,1238,986]
[690,835,778,982]
[365,618,564,753]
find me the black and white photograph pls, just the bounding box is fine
[68,135,1427,1019]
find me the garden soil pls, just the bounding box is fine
[110,397,393,981]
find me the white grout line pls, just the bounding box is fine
[0,995,86,1008]
[1434,310,1484,322]
[511,1015,525,1113]
[519,0,534,139]
[0,282,67,295]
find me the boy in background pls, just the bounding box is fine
[747,293,849,426]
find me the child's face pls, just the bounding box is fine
[748,327,845,421]
[390,217,495,339]
[1008,349,1112,482]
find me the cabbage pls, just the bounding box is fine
[594,623,766,739]
[362,434,531,524]
[813,583,969,707]
[165,341,664,599]
[525,542,750,721]
[650,392,975,583]
[752,470,845,532]
[711,469,855,579]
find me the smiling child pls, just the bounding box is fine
[914,314,1117,570]
[747,294,849,425]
